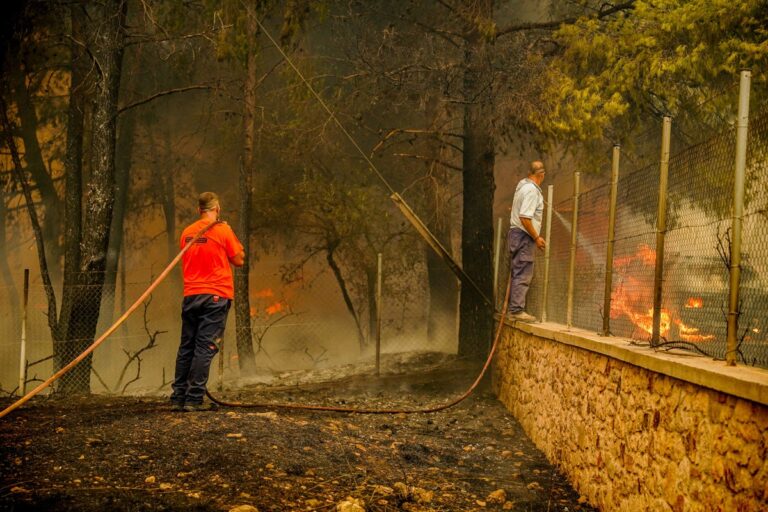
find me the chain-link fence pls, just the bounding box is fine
[0,271,180,397]
[513,101,768,369]
[4,95,767,398]
[740,105,768,365]
[0,237,461,397]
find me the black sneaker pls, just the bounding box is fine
[183,402,219,412]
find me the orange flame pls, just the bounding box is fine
[637,244,656,266]
[614,244,656,268]
[265,302,285,315]
[684,297,703,309]
[610,245,714,342]
[250,288,290,317]
[253,288,275,299]
[674,319,715,342]
[624,308,671,337]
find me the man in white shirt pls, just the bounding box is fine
[507,161,546,322]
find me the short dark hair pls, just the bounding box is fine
[198,192,220,211]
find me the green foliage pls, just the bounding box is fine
[536,0,768,142]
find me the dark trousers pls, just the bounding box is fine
[507,228,535,313]
[171,294,231,405]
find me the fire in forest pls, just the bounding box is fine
[249,288,289,318]
[610,246,715,343]
[684,297,703,309]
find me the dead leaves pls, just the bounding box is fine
[229,505,259,512]
[336,496,365,511]
[486,488,506,503]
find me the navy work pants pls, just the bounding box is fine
[171,294,231,405]
[507,228,536,313]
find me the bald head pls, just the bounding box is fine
[528,161,546,185]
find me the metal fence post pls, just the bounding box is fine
[541,185,553,323]
[375,252,383,376]
[727,70,751,365]
[18,269,29,396]
[602,146,620,336]
[566,172,580,329]
[493,217,503,304]
[652,116,672,346]
[376,253,381,376]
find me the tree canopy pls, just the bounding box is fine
[537,0,768,144]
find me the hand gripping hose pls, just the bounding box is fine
[0,221,221,420]
[204,277,511,414]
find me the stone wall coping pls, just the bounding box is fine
[500,317,768,406]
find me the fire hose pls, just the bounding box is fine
[205,277,510,414]
[0,221,221,420]
[202,18,511,412]
[1,17,514,419]
[1,218,511,419]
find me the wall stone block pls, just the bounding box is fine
[493,324,768,512]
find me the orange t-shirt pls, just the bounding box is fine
[180,219,244,299]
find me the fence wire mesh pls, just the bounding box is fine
[571,182,610,332]
[1,237,461,397]
[4,105,768,400]
[660,126,735,359]
[518,106,768,368]
[740,106,768,366]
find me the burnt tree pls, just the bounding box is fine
[457,1,496,359]
[55,0,128,394]
[233,2,259,374]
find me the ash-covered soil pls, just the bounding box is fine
[1,354,596,512]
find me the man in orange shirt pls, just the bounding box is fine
[170,192,245,412]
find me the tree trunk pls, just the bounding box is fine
[424,101,459,347]
[55,1,88,372]
[9,51,62,282]
[57,0,127,395]
[0,98,59,348]
[161,130,176,262]
[102,108,135,326]
[457,13,495,360]
[327,243,366,351]
[0,187,21,326]
[234,3,258,374]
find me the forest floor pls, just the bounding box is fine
[0,353,596,512]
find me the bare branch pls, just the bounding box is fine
[252,307,296,357]
[90,366,111,393]
[26,354,54,370]
[117,85,216,114]
[392,153,463,172]
[155,367,173,391]
[303,346,328,367]
[496,1,636,38]
[370,128,464,156]
[0,97,58,333]
[114,295,166,393]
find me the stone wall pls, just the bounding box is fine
[492,323,768,512]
